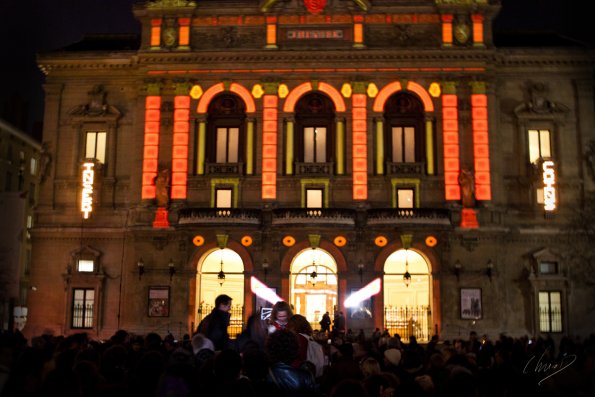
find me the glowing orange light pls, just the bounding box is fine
[425,236,438,247]
[150,19,161,47]
[471,94,491,200]
[230,83,256,113]
[178,18,190,46]
[142,95,161,200]
[283,82,313,112]
[352,93,367,200]
[334,236,347,247]
[262,94,278,200]
[373,81,402,112]
[441,14,453,45]
[192,235,205,246]
[197,83,224,113]
[407,81,434,112]
[283,236,296,247]
[374,236,388,247]
[241,236,253,247]
[472,15,484,45]
[318,82,346,112]
[442,94,460,201]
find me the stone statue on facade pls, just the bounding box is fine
[458,167,475,208]
[154,169,170,208]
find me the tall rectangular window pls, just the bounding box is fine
[304,127,327,163]
[306,188,323,208]
[539,291,562,332]
[392,127,415,162]
[216,188,232,208]
[216,128,239,163]
[85,131,107,164]
[30,157,37,176]
[397,188,414,208]
[528,129,551,164]
[72,288,95,329]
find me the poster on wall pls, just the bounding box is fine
[148,286,170,317]
[460,288,482,320]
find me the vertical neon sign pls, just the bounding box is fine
[81,162,94,219]
[542,160,556,211]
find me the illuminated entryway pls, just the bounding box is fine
[383,249,432,341]
[196,248,245,337]
[290,249,337,328]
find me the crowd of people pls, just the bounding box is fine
[0,295,593,397]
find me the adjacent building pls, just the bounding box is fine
[25,0,595,343]
[0,118,41,332]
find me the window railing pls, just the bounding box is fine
[367,208,451,225]
[295,162,334,176]
[272,208,356,225]
[206,162,244,175]
[178,208,261,225]
[386,162,425,175]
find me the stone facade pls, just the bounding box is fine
[25,0,595,342]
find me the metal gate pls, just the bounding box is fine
[384,305,431,341]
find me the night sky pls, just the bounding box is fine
[0,0,591,140]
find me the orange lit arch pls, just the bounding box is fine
[372,81,434,112]
[283,82,346,113]
[197,82,256,114]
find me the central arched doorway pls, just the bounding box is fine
[290,249,338,329]
[196,248,245,337]
[383,249,432,341]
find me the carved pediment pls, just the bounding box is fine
[514,82,569,117]
[69,85,122,118]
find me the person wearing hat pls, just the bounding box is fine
[384,348,402,368]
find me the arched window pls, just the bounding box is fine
[206,93,247,174]
[384,92,426,168]
[294,93,336,175]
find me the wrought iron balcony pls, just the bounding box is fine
[386,161,425,175]
[272,208,356,226]
[367,208,451,226]
[178,208,261,225]
[294,162,334,176]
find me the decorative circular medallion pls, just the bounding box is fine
[283,236,296,247]
[425,235,438,247]
[192,235,205,247]
[241,235,253,247]
[374,236,388,247]
[334,236,347,247]
[163,27,177,48]
[454,23,470,44]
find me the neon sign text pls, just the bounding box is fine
[542,160,556,211]
[81,162,94,219]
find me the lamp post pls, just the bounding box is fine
[358,263,364,283]
[168,259,175,281]
[262,259,269,282]
[454,260,462,282]
[137,258,145,280]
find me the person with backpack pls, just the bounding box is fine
[287,314,326,378]
[196,294,233,351]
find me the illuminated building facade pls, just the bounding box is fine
[26,0,595,342]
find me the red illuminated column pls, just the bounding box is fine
[441,14,453,47]
[471,82,491,201]
[142,95,161,200]
[442,83,460,201]
[150,19,162,48]
[262,94,278,200]
[471,15,484,47]
[352,93,368,200]
[171,95,190,200]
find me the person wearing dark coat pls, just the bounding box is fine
[198,294,233,351]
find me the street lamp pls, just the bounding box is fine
[137,258,145,280]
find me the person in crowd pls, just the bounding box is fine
[319,311,331,334]
[265,329,317,395]
[268,301,293,333]
[197,294,233,351]
[236,309,268,353]
[191,333,215,370]
[332,311,346,338]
